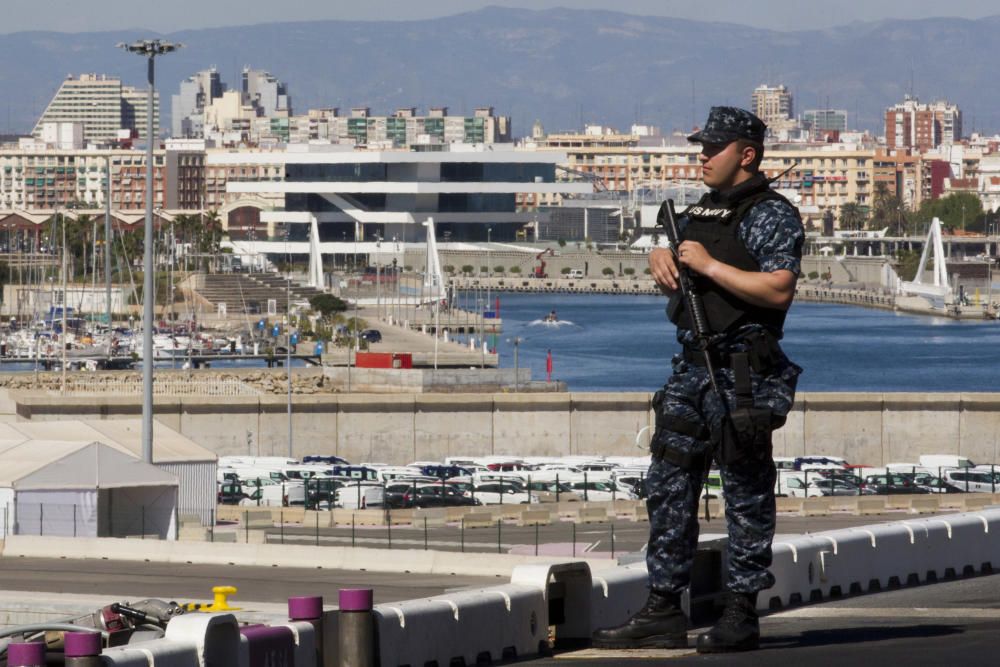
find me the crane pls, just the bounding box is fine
[534,248,555,278]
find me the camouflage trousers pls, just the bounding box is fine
[645,354,798,595]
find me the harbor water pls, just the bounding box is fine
[481,293,1000,393]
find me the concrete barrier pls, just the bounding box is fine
[518,510,552,527]
[802,497,833,516]
[573,506,610,524]
[909,497,941,514]
[374,583,548,666]
[446,506,473,523]
[271,507,306,524]
[413,508,448,527]
[387,509,415,526]
[216,506,244,522]
[855,498,888,515]
[303,510,332,529]
[776,497,804,513]
[964,495,996,511]
[242,509,275,529]
[462,512,499,529]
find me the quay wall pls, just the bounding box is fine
[12,390,1000,466]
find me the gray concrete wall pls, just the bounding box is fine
[14,391,1000,466]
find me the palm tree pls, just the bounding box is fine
[838,202,867,232]
[870,183,908,235]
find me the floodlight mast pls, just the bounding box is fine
[118,39,182,464]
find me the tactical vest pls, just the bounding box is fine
[666,174,795,335]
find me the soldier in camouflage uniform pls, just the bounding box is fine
[593,107,804,653]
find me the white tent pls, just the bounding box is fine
[0,440,179,539]
[6,419,217,525]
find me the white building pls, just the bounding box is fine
[209,145,591,259]
[33,74,160,144]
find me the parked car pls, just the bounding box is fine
[385,482,479,508]
[471,482,538,505]
[861,474,930,495]
[941,469,998,493]
[335,482,386,509]
[217,483,248,505]
[360,329,382,343]
[806,479,860,497]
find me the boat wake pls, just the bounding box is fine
[528,319,577,328]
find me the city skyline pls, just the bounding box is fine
[2,0,1000,34]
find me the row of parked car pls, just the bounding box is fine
[216,453,1000,508]
[772,455,1000,497]
[217,455,648,509]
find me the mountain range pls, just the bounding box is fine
[1,6,999,138]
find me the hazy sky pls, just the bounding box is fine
[5,0,1000,34]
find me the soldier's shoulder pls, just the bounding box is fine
[753,196,800,221]
[745,197,800,226]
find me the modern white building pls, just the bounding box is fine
[209,145,591,259]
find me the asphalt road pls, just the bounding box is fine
[0,557,496,606]
[533,574,1000,665]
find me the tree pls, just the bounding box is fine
[560,266,572,275]
[493,265,505,274]
[623,267,635,276]
[509,266,521,274]
[309,293,348,319]
[870,182,909,235]
[838,202,867,232]
[601,267,615,276]
[479,265,489,274]
[557,238,567,247]
[461,264,474,275]
[915,192,984,232]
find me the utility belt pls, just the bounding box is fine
[680,329,783,375]
[652,331,786,469]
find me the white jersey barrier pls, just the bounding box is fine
[762,509,1000,610]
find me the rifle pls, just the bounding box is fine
[656,199,724,521]
[656,199,721,397]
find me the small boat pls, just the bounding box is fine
[543,310,559,323]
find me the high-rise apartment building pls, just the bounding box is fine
[803,109,848,132]
[33,74,160,144]
[751,85,793,126]
[342,106,511,147]
[172,68,226,138]
[885,96,962,152]
[242,68,291,117]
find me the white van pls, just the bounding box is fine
[919,455,975,469]
[568,269,585,279]
[941,468,997,493]
[336,482,386,509]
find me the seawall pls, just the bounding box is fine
[12,391,1000,467]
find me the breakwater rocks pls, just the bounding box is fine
[0,368,333,396]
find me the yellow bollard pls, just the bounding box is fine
[183,585,241,612]
[207,585,240,611]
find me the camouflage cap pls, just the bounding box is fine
[687,106,767,144]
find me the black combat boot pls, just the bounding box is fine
[592,590,688,649]
[695,591,759,653]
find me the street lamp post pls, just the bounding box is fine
[486,227,492,313]
[119,38,182,464]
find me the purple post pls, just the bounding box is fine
[338,589,373,612]
[290,595,326,665]
[288,595,323,620]
[7,642,45,667]
[338,588,374,667]
[64,631,102,666]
